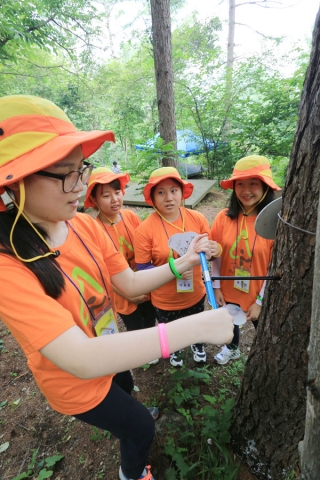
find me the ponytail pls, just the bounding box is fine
[0,203,65,298]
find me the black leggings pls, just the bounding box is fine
[119,300,156,331]
[154,295,205,324]
[155,295,206,351]
[74,371,155,479]
[228,320,259,349]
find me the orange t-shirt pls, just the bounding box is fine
[211,209,274,311]
[134,208,210,310]
[95,209,144,315]
[0,214,128,415]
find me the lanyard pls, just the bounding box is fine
[159,208,185,240]
[57,222,112,322]
[98,213,134,253]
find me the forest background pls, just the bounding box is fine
[0,0,317,186]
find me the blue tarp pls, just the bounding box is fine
[135,129,214,158]
[177,162,205,178]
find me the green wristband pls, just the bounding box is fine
[168,258,183,279]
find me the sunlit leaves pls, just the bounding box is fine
[0,0,101,63]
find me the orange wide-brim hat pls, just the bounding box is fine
[84,167,130,208]
[0,95,115,189]
[220,155,281,191]
[143,167,194,206]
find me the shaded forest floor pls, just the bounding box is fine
[0,187,258,480]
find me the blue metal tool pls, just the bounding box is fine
[167,233,218,309]
[200,252,217,309]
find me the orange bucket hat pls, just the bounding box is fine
[84,167,130,208]
[0,95,115,191]
[220,155,281,191]
[143,167,194,206]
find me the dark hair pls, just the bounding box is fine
[113,161,117,165]
[150,178,183,204]
[0,203,65,298]
[90,179,121,200]
[226,181,275,220]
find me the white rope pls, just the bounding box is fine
[277,213,316,235]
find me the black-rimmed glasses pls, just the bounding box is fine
[34,162,93,193]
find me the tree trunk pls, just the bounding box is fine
[223,0,235,141]
[231,8,320,480]
[150,0,177,167]
[227,0,235,73]
[299,190,320,479]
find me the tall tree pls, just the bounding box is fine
[226,0,284,73]
[150,0,177,166]
[231,7,320,479]
[226,0,235,103]
[224,0,285,139]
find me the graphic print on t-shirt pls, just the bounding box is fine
[71,267,108,326]
[229,230,253,273]
[117,235,135,270]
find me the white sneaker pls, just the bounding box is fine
[191,344,206,363]
[148,359,159,365]
[214,345,241,365]
[170,352,183,367]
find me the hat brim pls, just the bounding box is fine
[220,174,281,191]
[143,176,194,206]
[0,130,115,187]
[84,171,130,208]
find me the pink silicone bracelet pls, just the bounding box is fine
[157,323,170,359]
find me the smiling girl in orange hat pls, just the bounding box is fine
[211,155,281,366]
[134,167,222,367]
[84,167,158,365]
[0,95,233,480]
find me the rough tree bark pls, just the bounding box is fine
[231,8,320,480]
[150,0,177,167]
[299,190,320,478]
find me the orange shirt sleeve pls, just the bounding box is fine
[0,213,129,416]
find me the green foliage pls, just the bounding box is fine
[285,469,298,479]
[93,42,157,149]
[0,7,310,186]
[90,426,111,441]
[0,0,100,63]
[227,50,302,159]
[219,356,247,389]
[271,156,289,187]
[127,142,161,183]
[12,449,64,480]
[162,365,243,479]
[172,16,223,78]
[128,136,188,183]
[172,36,307,181]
